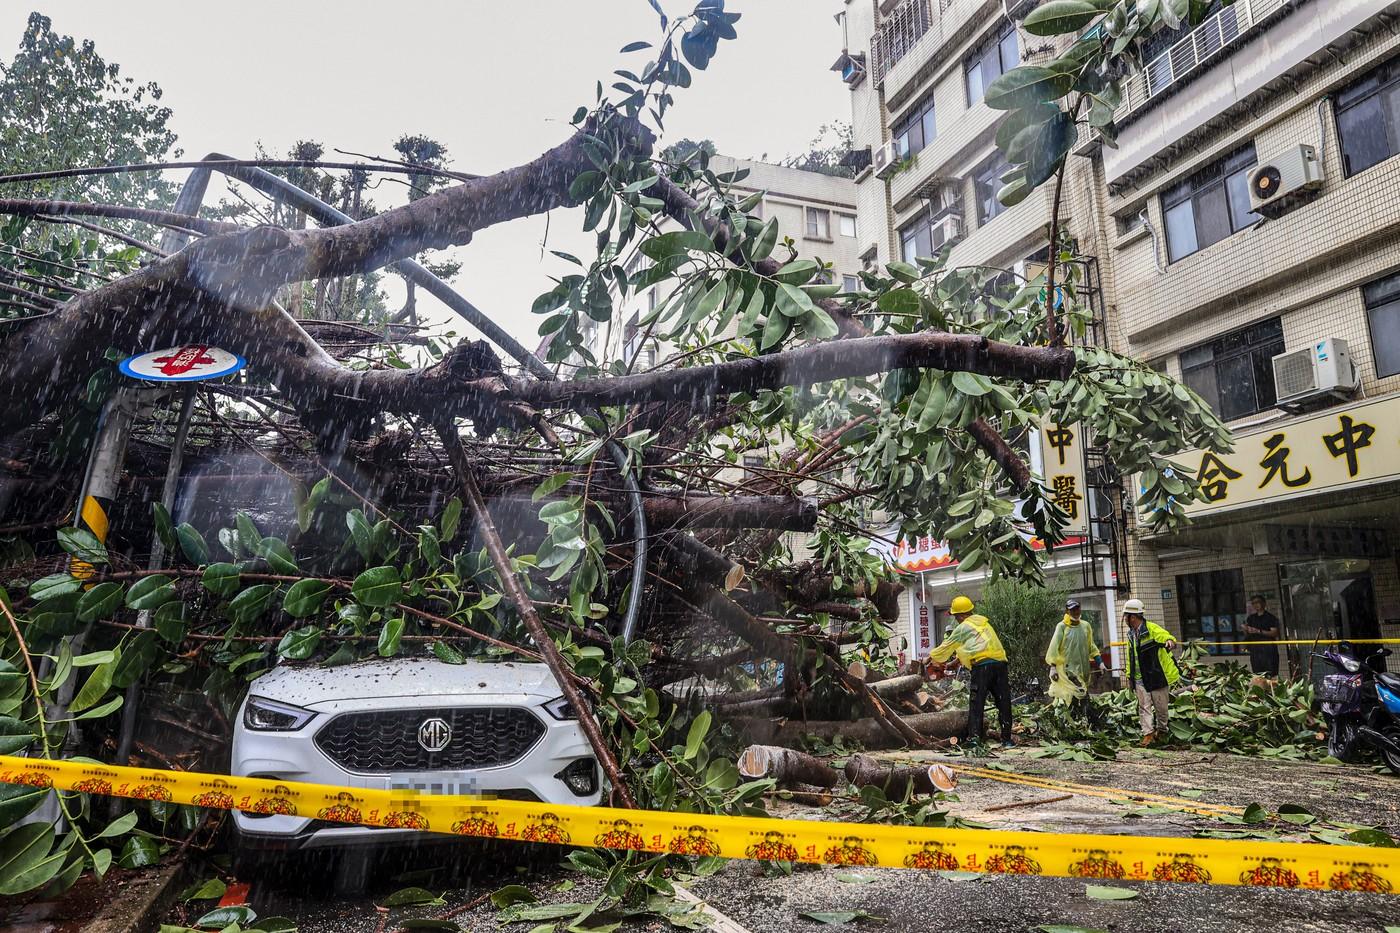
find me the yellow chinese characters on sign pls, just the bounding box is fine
[1041,421,1088,536]
[1162,395,1400,518]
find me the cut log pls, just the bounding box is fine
[730,709,967,749]
[868,674,925,698]
[737,745,840,788]
[843,754,943,797]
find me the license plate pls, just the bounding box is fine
[388,772,480,797]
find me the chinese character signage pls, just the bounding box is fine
[1148,395,1400,520]
[909,586,933,657]
[1041,421,1088,536]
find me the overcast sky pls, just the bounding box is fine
[1,1,850,352]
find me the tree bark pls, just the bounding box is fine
[729,709,967,749]
[868,674,926,698]
[842,753,944,796]
[737,745,840,788]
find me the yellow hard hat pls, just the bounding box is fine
[950,595,974,614]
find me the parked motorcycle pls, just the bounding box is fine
[1315,642,1400,775]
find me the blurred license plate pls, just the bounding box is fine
[389,773,479,797]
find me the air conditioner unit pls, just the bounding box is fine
[1271,338,1359,410]
[873,141,902,180]
[931,213,963,250]
[1248,144,1324,217]
[841,53,867,87]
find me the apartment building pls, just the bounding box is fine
[838,0,1400,673]
[1086,0,1400,673]
[836,0,1129,663]
[586,155,860,369]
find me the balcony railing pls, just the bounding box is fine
[871,0,934,83]
[1118,0,1297,117]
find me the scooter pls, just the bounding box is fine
[1315,642,1400,775]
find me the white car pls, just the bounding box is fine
[230,657,601,855]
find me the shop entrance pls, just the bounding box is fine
[1278,559,1384,675]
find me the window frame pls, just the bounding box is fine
[805,207,831,240]
[1176,569,1247,656]
[838,213,857,238]
[1160,143,1260,263]
[892,92,937,159]
[1335,56,1400,178]
[842,273,860,293]
[1179,317,1285,421]
[973,151,1012,226]
[964,20,1019,107]
[1363,269,1400,378]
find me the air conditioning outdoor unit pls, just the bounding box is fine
[1248,144,1324,217]
[873,141,902,180]
[931,213,963,250]
[1271,338,1359,410]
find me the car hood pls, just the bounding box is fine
[247,658,563,707]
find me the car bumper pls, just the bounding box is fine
[230,696,601,850]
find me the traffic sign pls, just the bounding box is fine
[118,345,245,382]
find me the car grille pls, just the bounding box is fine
[315,707,546,773]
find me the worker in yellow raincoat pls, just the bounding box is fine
[929,595,1012,748]
[1044,598,1102,727]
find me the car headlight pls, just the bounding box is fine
[243,697,315,731]
[542,696,576,720]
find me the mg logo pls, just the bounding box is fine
[417,717,451,753]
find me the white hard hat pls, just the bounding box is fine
[1122,598,1145,615]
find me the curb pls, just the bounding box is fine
[81,857,188,933]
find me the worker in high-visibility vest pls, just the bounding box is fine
[928,595,1013,748]
[1122,598,1179,746]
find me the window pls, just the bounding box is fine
[892,93,937,158]
[1335,56,1400,177]
[805,207,830,239]
[647,288,658,312]
[899,207,959,263]
[974,151,1012,226]
[842,273,860,293]
[1176,569,1246,655]
[1363,270,1400,378]
[1179,317,1284,421]
[1161,143,1259,262]
[839,213,857,238]
[965,21,1019,106]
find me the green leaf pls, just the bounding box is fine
[800,911,882,925]
[440,498,463,542]
[877,288,921,316]
[354,566,403,608]
[951,371,992,397]
[684,710,711,760]
[759,311,789,351]
[638,230,713,260]
[938,871,983,882]
[747,216,779,261]
[96,811,139,840]
[1023,0,1101,36]
[802,307,840,340]
[531,474,573,503]
[249,917,297,933]
[0,781,46,825]
[174,524,209,566]
[125,575,176,611]
[0,715,38,755]
[202,563,241,597]
[774,282,814,318]
[489,884,536,908]
[111,630,161,689]
[378,617,405,657]
[283,579,331,618]
[381,887,445,907]
[182,877,229,902]
[1084,884,1137,900]
[346,510,374,562]
[226,584,275,624]
[277,625,322,661]
[152,503,177,553]
[77,582,124,623]
[257,537,299,574]
[0,823,63,896]
[984,66,1075,111]
[70,659,115,713]
[57,527,108,565]
[432,641,466,665]
[29,574,82,602]
[1242,803,1269,824]
[195,905,256,928]
[772,259,819,285]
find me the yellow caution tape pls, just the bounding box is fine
[1,755,1396,892]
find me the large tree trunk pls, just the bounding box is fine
[729,709,967,749]
[737,745,840,788]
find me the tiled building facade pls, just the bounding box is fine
[839,0,1400,673]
